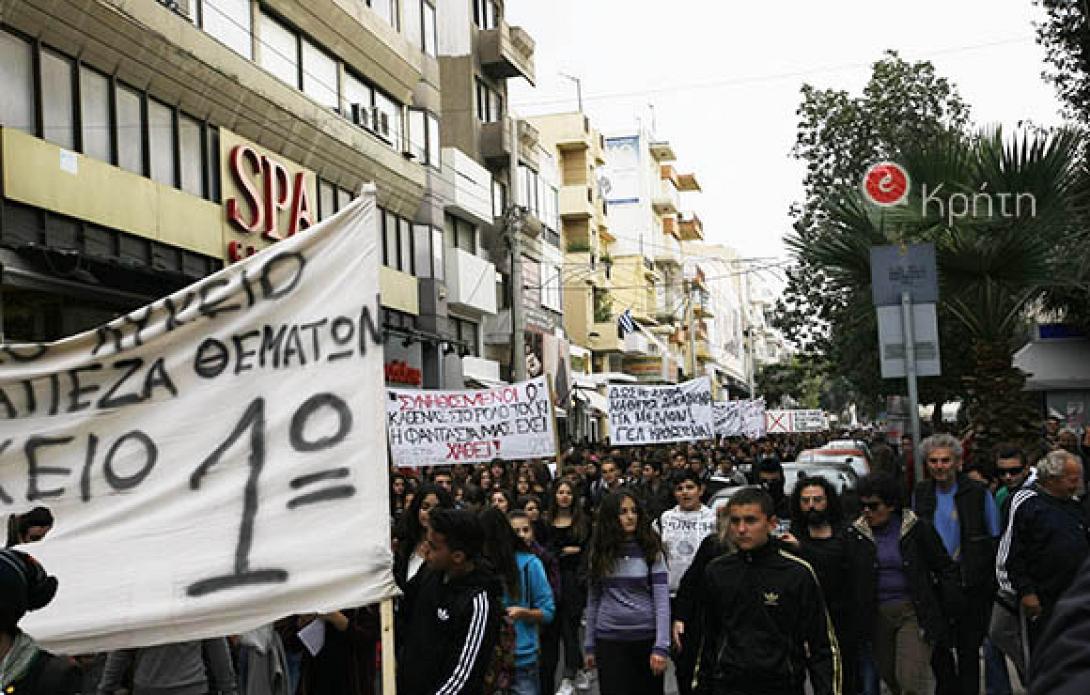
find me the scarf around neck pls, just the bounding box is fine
[0,631,40,689]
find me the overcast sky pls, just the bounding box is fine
[507,0,1064,275]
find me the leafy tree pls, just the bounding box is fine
[790,127,1087,458]
[774,51,973,410]
[1035,1,1090,331]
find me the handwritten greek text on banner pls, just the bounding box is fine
[386,377,556,465]
[0,195,396,654]
[607,377,714,445]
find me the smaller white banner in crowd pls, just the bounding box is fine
[765,409,828,433]
[713,398,768,439]
[386,377,556,465]
[607,377,713,445]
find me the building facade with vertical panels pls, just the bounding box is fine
[438,0,570,396]
[0,0,478,391]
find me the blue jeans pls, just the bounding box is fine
[859,641,880,695]
[984,638,1013,695]
[511,663,540,695]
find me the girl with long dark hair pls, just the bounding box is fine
[584,490,670,695]
[540,480,591,694]
[479,508,554,695]
[392,483,453,589]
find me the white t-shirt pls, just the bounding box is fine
[654,505,718,595]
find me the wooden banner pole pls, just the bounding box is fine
[381,598,396,694]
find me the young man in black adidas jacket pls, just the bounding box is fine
[398,508,502,695]
[694,488,840,695]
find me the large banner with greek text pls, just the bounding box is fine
[713,401,744,437]
[607,377,714,445]
[386,377,556,465]
[0,195,396,653]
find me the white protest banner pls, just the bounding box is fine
[742,399,768,439]
[766,409,793,433]
[0,194,396,654]
[713,401,743,437]
[385,377,556,465]
[607,377,714,445]
[765,409,827,433]
[792,409,827,432]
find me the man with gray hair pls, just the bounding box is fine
[913,433,1000,695]
[996,449,1089,662]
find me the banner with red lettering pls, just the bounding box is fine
[386,377,556,465]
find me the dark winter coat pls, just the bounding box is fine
[8,651,81,695]
[914,474,997,589]
[398,565,502,695]
[846,511,962,648]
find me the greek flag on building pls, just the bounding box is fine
[616,308,637,339]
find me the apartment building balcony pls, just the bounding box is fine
[655,235,681,267]
[481,117,540,169]
[441,147,494,226]
[484,309,511,346]
[649,140,677,162]
[560,184,595,219]
[662,215,680,239]
[479,20,536,85]
[679,213,704,240]
[589,322,621,352]
[445,248,498,316]
[677,172,702,192]
[552,114,595,152]
[652,177,680,215]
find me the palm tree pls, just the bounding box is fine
[788,127,1088,459]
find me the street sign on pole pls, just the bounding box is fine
[877,303,941,378]
[870,243,939,306]
[870,243,939,485]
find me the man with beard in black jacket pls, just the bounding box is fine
[398,508,501,695]
[782,476,857,694]
[695,487,841,695]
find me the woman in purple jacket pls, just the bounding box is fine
[584,490,670,695]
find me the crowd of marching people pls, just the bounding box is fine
[3,425,1090,694]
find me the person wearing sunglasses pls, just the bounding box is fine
[847,474,960,695]
[984,444,1032,694]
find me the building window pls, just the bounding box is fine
[432,226,444,282]
[178,114,204,197]
[0,29,34,133]
[40,50,75,150]
[413,224,433,278]
[519,165,541,220]
[79,65,111,162]
[259,11,299,88]
[399,217,414,275]
[148,98,176,186]
[337,187,352,211]
[383,210,399,267]
[374,90,403,151]
[422,1,437,56]
[475,79,503,123]
[542,262,562,312]
[206,125,221,201]
[452,317,480,357]
[446,214,476,254]
[318,179,337,221]
[368,0,399,29]
[199,0,253,58]
[492,179,507,219]
[115,84,145,175]
[301,38,338,108]
[473,0,498,29]
[522,256,541,306]
[408,108,440,169]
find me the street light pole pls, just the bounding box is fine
[559,72,583,112]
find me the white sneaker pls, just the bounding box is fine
[556,678,575,695]
[574,670,592,691]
